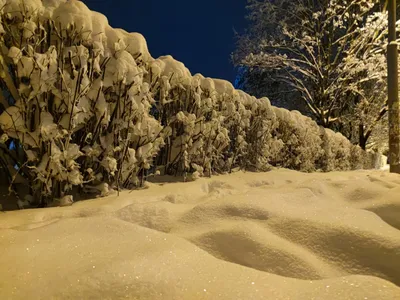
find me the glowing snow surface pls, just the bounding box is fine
[1,169,400,299]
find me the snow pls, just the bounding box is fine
[149,55,191,87]
[3,0,43,19]
[101,156,118,176]
[104,49,139,86]
[213,78,236,96]
[39,112,58,141]
[52,0,93,33]
[1,169,400,299]
[115,29,153,63]
[200,76,216,92]
[7,46,22,64]
[89,11,108,45]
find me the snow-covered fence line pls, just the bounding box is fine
[0,0,376,206]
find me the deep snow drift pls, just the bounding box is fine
[1,169,400,299]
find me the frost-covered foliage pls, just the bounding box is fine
[0,0,378,206]
[233,0,393,150]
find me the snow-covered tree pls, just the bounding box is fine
[233,0,393,149]
[337,11,389,149]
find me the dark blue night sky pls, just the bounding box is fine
[82,0,248,84]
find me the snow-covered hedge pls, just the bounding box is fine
[272,108,323,172]
[0,0,378,206]
[319,128,352,171]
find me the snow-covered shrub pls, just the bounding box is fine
[211,79,246,173]
[319,128,352,171]
[349,145,366,170]
[0,0,164,204]
[239,92,280,171]
[272,108,323,172]
[146,57,228,178]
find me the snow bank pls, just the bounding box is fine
[1,169,400,299]
[0,0,378,205]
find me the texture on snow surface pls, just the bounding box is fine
[0,169,400,299]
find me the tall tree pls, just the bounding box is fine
[233,0,395,149]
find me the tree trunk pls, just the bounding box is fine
[359,125,367,150]
[388,0,400,173]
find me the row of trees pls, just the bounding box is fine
[0,0,380,207]
[233,0,397,151]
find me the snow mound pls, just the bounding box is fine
[0,169,400,299]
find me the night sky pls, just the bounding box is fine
[82,0,248,84]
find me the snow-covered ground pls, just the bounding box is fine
[0,168,399,299]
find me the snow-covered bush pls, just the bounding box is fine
[319,129,352,171]
[146,58,231,178]
[211,79,247,173]
[272,108,323,172]
[0,0,378,206]
[239,91,280,171]
[349,145,366,170]
[0,0,165,204]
